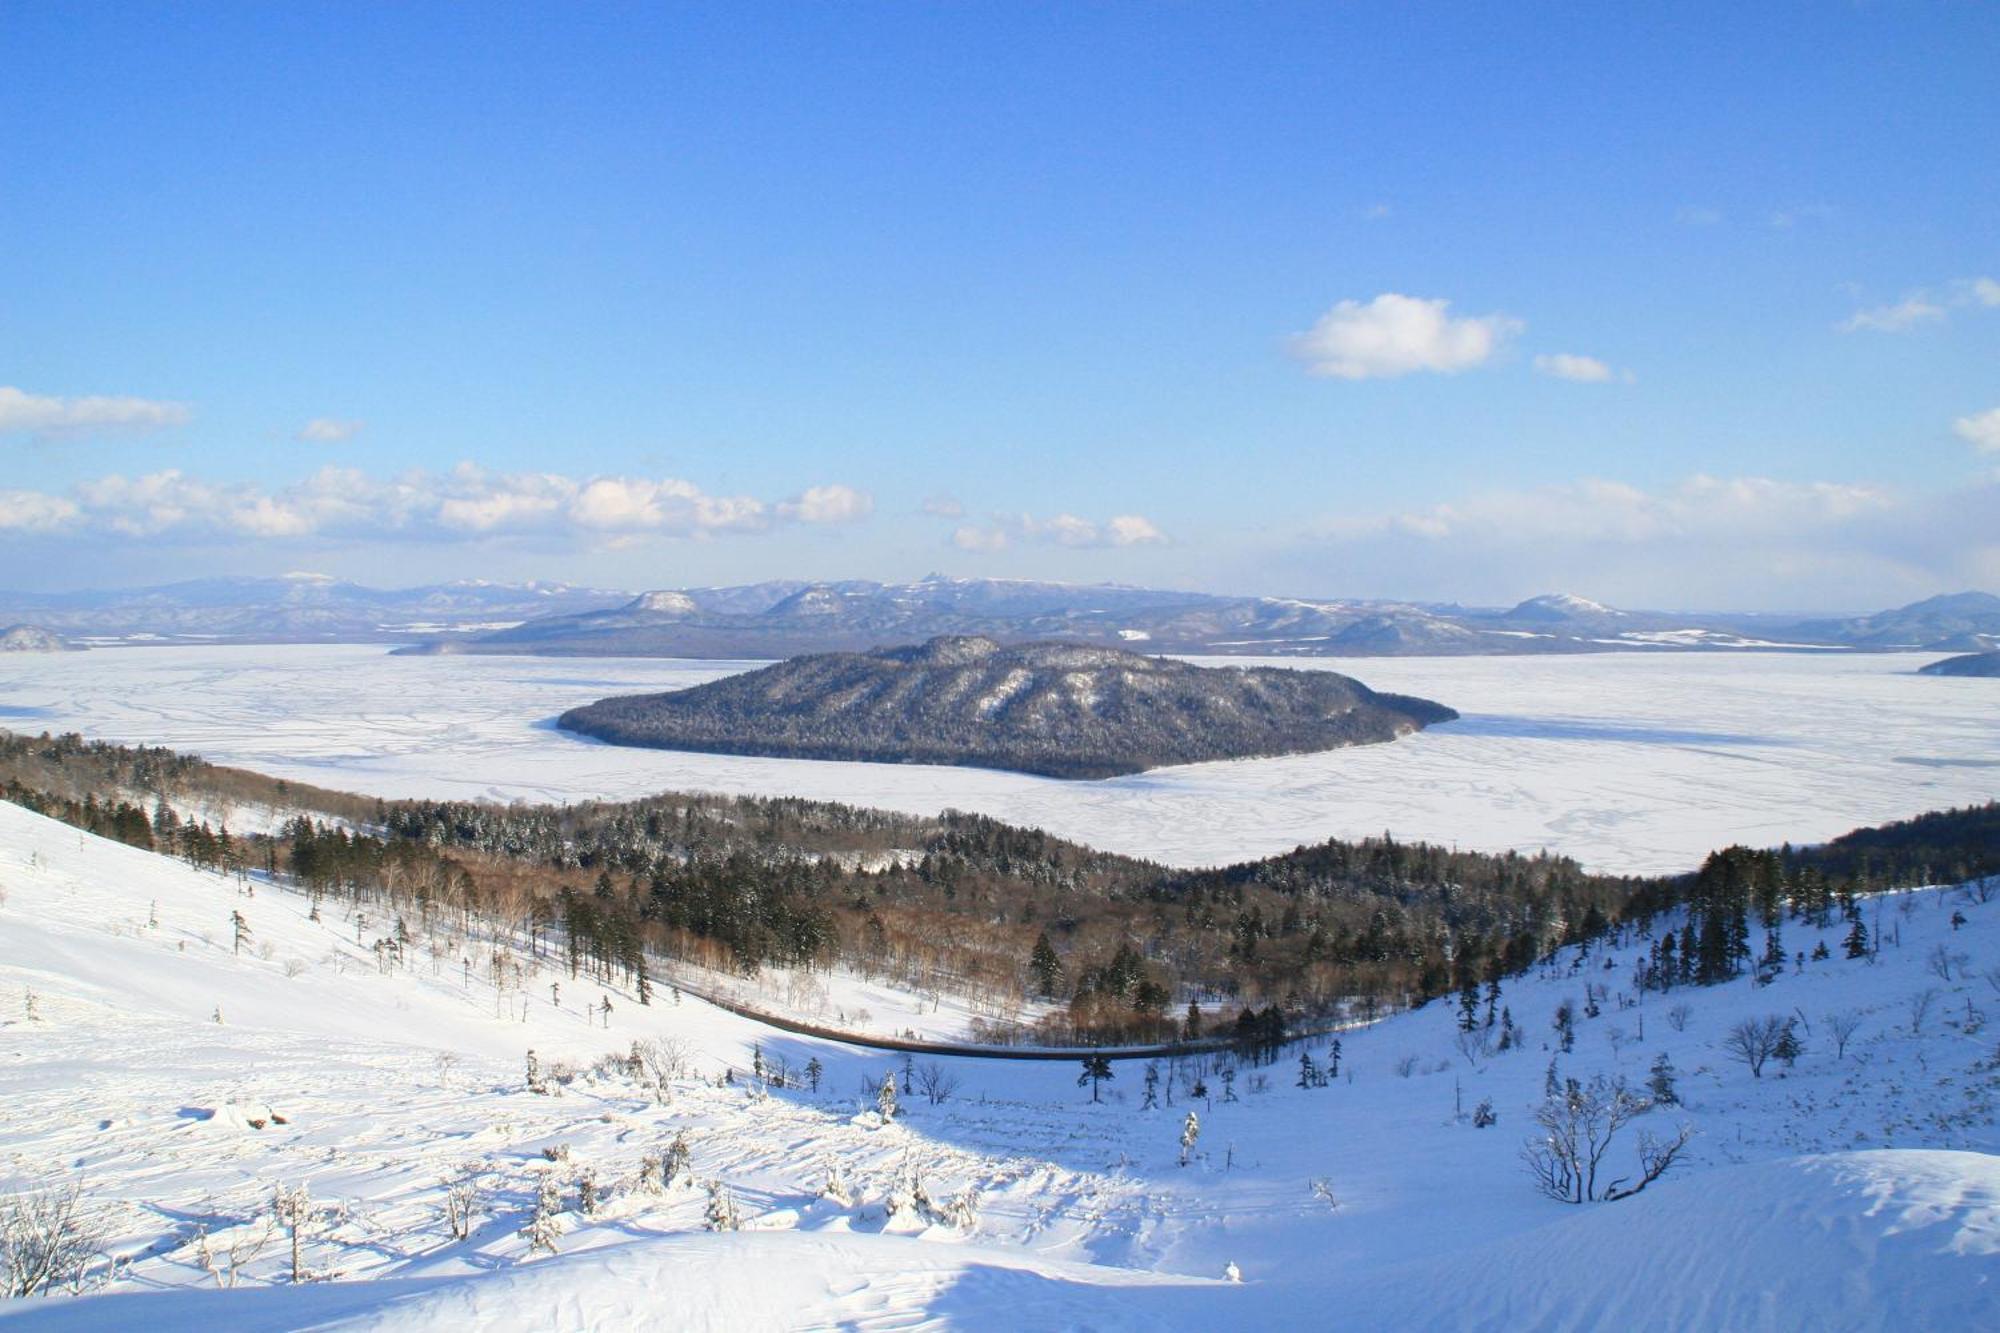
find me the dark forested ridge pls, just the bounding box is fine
[1917,651,2000,678]
[3,728,1993,1046]
[557,635,1458,779]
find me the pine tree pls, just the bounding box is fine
[1772,1021,1802,1070]
[1029,932,1062,998]
[703,1179,740,1231]
[1296,1049,1320,1089]
[1327,1039,1342,1079]
[1142,1062,1160,1110]
[1647,1052,1679,1106]
[1844,915,1870,960]
[1178,1110,1201,1166]
[521,1174,565,1254]
[877,1071,899,1121]
[805,1057,823,1093]
[662,1131,691,1188]
[230,910,251,956]
[1078,1054,1114,1103]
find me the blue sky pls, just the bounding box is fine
[2,2,1995,610]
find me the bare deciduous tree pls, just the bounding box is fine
[1907,987,1940,1035]
[1665,1003,1693,1033]
[914,1062,961,1106]
[1722,1015,1788,1078]
[1521,1074,1677,1204]
[442,1167,481,1240]
[1825,1011,1863,1060]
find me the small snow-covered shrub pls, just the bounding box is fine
[1,1179,104,1298]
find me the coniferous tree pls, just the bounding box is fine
[1078,1054,1114,1103]
[1178,1110,1201,1166]
[1029,932,1062,998]
[1844,915,1870,960]
[1647,1052,1679,1106]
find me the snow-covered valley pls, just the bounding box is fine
[1,645,1994,874]
[2,798,1996,1328]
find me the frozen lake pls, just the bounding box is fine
[0,644,1993,875]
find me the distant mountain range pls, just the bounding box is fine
[0,575,627,644]
[405,579,2000,659]
[558,635,1459,778]
[2,575,1995,659]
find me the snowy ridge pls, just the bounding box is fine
[1,799,1997,1329]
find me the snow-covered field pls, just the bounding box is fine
[2,645,1995,874]
[2,800,1997,1328]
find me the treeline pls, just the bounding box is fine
[3,729,1994,1045]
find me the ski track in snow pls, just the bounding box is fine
[0,645,1994,874]
[2,800,1998,1328]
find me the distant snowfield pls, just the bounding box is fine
[1,644,1995,873]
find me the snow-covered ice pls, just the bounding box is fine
[2,645,1994,873]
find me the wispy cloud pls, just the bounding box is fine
[952,510,1167,552]
[1837,297,1945,334]
[296,417,365,443]
[1532,353,1629,384]
[1838,276,1998,334]
[1300,472,1998,610]
[1289,293,1521,380]
[0,386,191,437]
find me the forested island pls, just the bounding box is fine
[557,635,1458,778]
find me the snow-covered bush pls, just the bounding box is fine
[1,1179,104,1298]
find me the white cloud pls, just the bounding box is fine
[1290,294,1522,380]
[0,489,81,533]
[1532,353,1620,383]
[1954,407,2000,455]
[1837,297,1945,334]
[296,417,364,443]
[0,463,869,545]
[951,510,1169,551]
[777,483,874,525]
[922,494,965,518]
[1105,514,1167,546]
[1964,276,2000,307]
[0,386,191,436]
[951,524,1008,552]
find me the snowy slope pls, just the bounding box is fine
[2,799,1997,1329]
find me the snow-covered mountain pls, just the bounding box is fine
[2,574,1996,658]
[2,796,1995,1328]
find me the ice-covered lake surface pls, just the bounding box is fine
[0,643,1993,875]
